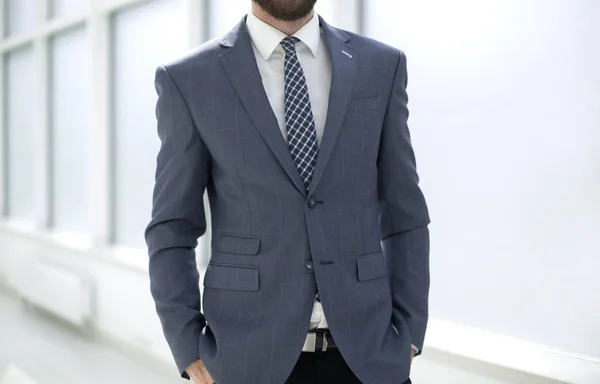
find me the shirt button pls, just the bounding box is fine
[307,198,317,209]
[305,261,314,272]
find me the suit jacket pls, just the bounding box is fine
[146,16,430,384]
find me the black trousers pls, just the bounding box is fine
[285,349,411,384]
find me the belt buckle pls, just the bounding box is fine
[303,332,316,352]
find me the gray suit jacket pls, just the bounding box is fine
[146,16,430,384]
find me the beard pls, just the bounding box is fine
[253,0,317,21]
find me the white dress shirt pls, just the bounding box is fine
[246,11,331,330]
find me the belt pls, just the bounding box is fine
[302,329,337,352]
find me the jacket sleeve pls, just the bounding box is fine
[145,65,210,378]
[377,51,431,353]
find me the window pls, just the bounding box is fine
[111,0,186,247]
[49,0,90,19]
[5,47,35,221]
[49,27,91,233]
[4,0,38,37]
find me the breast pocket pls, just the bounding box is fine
[347,96,381,111]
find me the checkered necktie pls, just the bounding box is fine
[281,36,318,191]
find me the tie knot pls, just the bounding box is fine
[280,36,300,54]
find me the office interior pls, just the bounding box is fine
[0,0,599,383]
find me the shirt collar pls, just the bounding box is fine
[246,11,321,61]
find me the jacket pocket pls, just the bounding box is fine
[212,233,261,255]
[348,96,381,111]
[356,251,388,281]
[203,262,259,291]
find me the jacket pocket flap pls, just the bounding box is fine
[356,252,388,281]
[203,263,259,291]
[348,96,381,111]
[213,233,261,255]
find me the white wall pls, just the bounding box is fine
[365,0,600,360]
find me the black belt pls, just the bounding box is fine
[303,329,337,352]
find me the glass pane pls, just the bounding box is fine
[50,0,89,18]
[5,0,38,37]
[5,47,35,221]
[50,27,91,233]
[112,0,186,247]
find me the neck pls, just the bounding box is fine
[251,3,314,36]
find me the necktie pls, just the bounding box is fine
[281,36,319,192]
[281,37,321,304]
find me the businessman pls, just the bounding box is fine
[146,0,430,383]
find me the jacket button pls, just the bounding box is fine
[307,198,317,209]
[305,261,314,272]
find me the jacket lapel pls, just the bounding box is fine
[218,18,307,198]
[307,17,357,196]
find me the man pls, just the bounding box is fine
[146,0,430,383]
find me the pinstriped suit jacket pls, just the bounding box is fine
[146,15,430,384]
